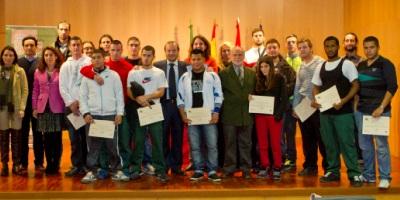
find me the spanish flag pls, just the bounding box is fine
[235,17,241,47]
[210,21,217,60]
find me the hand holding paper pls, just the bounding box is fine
[315,86,341,112]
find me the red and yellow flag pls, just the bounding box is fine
[210,21,217,59]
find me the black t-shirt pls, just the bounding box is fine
[191,70,204,108]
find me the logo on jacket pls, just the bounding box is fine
[142,77,152,84]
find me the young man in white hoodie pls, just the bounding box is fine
[59,36,92,177]
[177,49,223,182]
[79,49,128,183]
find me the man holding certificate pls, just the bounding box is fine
[311,36,362,187]
[177,49,223,182]
[292,38,327,177]
[79,49,128,183]
[219,46,256,179]
[127,45,168,183]
[354,36,398,189]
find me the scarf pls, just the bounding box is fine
[0,65,15,112]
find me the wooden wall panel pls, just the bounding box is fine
[344,0,400,157]
[2,0,344,59]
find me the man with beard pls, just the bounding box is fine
[343,33,363,67]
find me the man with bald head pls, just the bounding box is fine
[219,46,256,178]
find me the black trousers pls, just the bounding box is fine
[21,107,44,167]
[0,129,22,167]
[298,111,327,170]
[43,131,62,171]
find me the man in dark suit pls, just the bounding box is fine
[17,36,43,175]
[154,41,187,175]
[219,46,256,178]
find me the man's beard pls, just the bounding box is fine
[345,45,357,52]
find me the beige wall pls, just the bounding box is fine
[1,0,344,59]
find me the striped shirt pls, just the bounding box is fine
[293,56,324,107]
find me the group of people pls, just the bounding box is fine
[0,21,397,189]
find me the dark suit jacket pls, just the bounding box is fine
[154,60,187,102]
[219,64,256,126]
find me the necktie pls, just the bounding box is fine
[235,67,244,85]
[168,63,177,99]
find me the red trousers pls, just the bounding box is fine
[255,114,283,169]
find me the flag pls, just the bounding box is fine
[210,20,217,59]
[235,18,241,47]
[189,20,194,43]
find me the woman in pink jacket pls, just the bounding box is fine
[32,47,65,175]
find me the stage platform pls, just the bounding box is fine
[0,137,399,200]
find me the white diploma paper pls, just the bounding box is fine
[249,95,274,114]
[362,116,390,136]
[315,86,341,112]
[67,113,86,130]
[89,120,116,139]
[294,97,317,122]
[137,103,164,126]
[187,107,211,125]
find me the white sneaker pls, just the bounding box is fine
[81,172,97,184]
[112,170,130,182]
[378,179,390,189]
[143,163,155,175]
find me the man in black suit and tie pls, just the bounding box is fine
[154,41,187,175]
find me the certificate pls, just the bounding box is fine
[66,113,86,130]
[187,107,211,125]
[315,86,341,112]
[362,116,390,136]
[89,120,116,139]
[249,95,274,114]
[137,103,164,126]
[294,97,317,122]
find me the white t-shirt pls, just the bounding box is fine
[127,66,168,103]
[311,58,358,86]
[244,46,266,65]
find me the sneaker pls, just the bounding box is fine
[282,160,296,173]
[185,163,193,171]
[111,171,130,182]
[143,163,155,176]
[190,172,204,181]
[359,175,376,183]
[272,169,281,181]
[65,167,80,177]
[208,173,221,182]
[350,175,363,187]
[378,179,390,189]
[130,172,141,180]
[319,172,340,183]
[298,168,318,176]
[81,172,97,184]
[35,165,45,172]
[156,173,169,183]
[97,168,109,180]
[256,169,269,178]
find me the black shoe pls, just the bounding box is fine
[130,172,141,180]
[320,172,340,183]
[35,165,45,172]
[208,173,221,182]
[190,172,204,181]
[298,168,318,176]
[171,169,185,176]
[222,172,234,178]
[65,167,80,177]
[156,173,169,183]
[1,166,9,177]
[350,175,363,187]
[242,171,251,179]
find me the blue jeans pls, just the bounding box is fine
[354,110,391,181]
[65,108,87,169]
[188,124,218,174]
